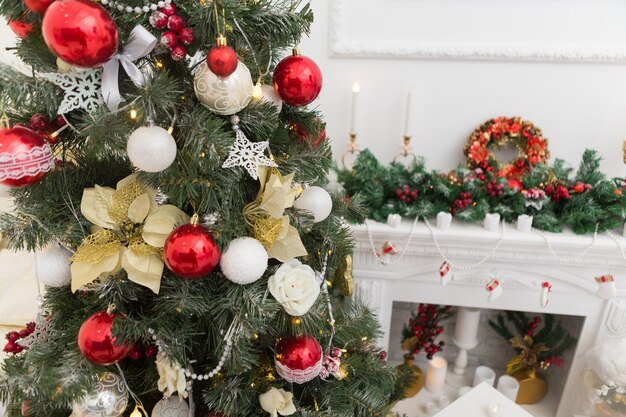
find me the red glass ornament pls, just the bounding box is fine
[77,310,129,365]
[292,119,326,148]
[23,0,53,14]
[275,334,323,384]
[170,45,187,61]
[163,223,220,279]
[149,10,167,29]
[160,31,178,49]
[207,36,238,77]
[42,0,118,68]
[273,49,322,107]
[179,27,194,45]
[160,2,175,16]
[7,18,33,37]
[167,14,184,33]
[0,126,54,188]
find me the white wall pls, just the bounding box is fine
[300,1,626,178]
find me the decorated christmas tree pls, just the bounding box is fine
[0,1,402,416]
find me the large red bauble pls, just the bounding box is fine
[163,224,220,279]
[292,119,326,148]
[23,0,53,14]
[7,17,33,37]
[207,45,238,77]
[77,311,129,365]
[275,334,323,384]
[42,0,118,68]
[273,51,322,107]
[0,126,54,188]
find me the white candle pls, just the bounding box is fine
[473,366,496,387]
[454,307,481,347]
[516,214,533,232]
[350,82,359,134]
[483,213,500,232]
[425,356,447,393]
[403,90,413,137]
[496,375,520,402]
[436,211,452,230]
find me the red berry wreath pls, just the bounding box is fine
[464,117,550,189]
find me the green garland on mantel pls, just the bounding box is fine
[336,149,626,235]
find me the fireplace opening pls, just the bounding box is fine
[388,301,585,417]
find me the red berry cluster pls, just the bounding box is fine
[545,356,564,367]
[3,322,35,354]
[486,180,504,197]
[379,350,388,366]
[406,304,450,360]
[452,191,472,212]
[526,315,541,337]
[545,185,570,202]
[128,344,158,360]
[395,184,419,203]
[473,168,486,182]
[149,3,194,61]
[570,181,592,194]
[20,114,66,144]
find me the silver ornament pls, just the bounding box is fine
[194,61,253,115]
[73,372,129,417]
[151,397,189,417]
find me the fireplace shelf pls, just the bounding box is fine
[351,219,626,417]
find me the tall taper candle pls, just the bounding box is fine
[403,90,413,137]
[350,82,359,134]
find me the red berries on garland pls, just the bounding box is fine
[486,180,504,198]
[452,191,472,212]
[149,3,194,61]
[395,184,419,203]
[402,304,452,360]
[3,322,35,355]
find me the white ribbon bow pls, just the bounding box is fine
[102,25,157,111]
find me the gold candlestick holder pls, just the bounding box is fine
[341,132,361,170]
[393,135,417,163]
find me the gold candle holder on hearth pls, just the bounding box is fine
[341,132,361,171]
[393,135,417,164]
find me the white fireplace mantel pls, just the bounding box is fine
[351,219,626,417]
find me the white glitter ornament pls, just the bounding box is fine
[220,237,268,284]
[293,186,332,223]
[260,84,283,113]
[35,242,71,287]
[127,124,177,172]
[194,61,253,115]
[72,372,129,417]
[151,397,189,417]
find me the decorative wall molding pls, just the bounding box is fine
[330,0,626,63]
[605,300,626,337]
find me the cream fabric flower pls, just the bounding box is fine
[70,174,188,293]
[268,259,320,316]
[156,352,188,399]
[259,387,296,417]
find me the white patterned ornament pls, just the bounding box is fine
[194,61,253,115]
[42,69,104,115]
[151,397,189,417]
[259,84,283,113]
[72,372,129,417]
[222,116,277,180]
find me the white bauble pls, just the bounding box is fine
[36,242,71,287]
[294,186,333,223]
[260,84,283,113]
[194,61,253,115]
[220,237,268,284]
[73,372,129,417]
[151,397,189,417]
[127,126,177,173]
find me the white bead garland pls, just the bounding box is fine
[531,225,598,263]
[365,216,421,265]
[101,0,170,14]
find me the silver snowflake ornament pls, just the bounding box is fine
[42,69,104,115]
[222,130,277,180]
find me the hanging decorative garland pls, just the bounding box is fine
[464,117,550,189]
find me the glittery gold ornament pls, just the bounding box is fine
[334,254,354,296]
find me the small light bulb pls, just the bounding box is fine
[129,109,138,120]
[292,318,301,325]
[361,336,368,341]
[130,406,142,417]
[167,126,174,134]
[251,82,263,100]
[155,60,164,69]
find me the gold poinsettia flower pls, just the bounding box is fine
[71,174,188,293]
[244,167,307,262]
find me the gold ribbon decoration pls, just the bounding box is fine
[71,174,188,293]
[244,167,307,262]
[334,254,354,296]
[506,335,549,374]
